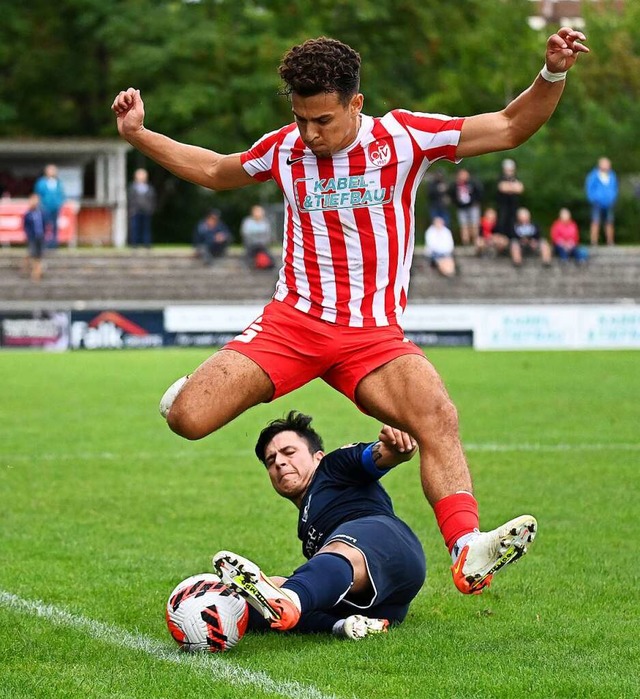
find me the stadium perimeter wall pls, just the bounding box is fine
[1,302,639,352]
[1,246,638,351]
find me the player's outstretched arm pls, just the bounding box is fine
[457,27,589,158]
[371,426,418,470]
[111,87,255,191]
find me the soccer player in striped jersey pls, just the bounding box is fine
[112,27,587,594]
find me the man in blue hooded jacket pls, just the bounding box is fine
[585,157,618,246]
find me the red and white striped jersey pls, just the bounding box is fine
[240,109,464,327]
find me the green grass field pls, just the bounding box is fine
[1,348,638,699]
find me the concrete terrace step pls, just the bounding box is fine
[1,245,638,306]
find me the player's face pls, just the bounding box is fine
[291,91,364,158]
[264,431,323,502]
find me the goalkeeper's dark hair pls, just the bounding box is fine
[278,37,361,105]
[255,411,324,466]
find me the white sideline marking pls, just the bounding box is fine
[1,443,639,464]
[0,591,340,699]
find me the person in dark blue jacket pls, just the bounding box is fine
[585,157,618,246]
[214,411,425,639]
[22,194,46,281]
[34,164,66,249]
[192,209,231,264]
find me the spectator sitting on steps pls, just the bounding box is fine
[193,209,231,265]
[510,207,552,268]
[424,216,456,278]
[550,207,589,264]
[240,204,275,270]
[476,206,510,257]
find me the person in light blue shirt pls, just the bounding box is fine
[585,157,618,246]
[34,164,66,249]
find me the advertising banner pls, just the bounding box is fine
[473,304,640,350]
[5,303,630,352]
[0,311,70,350]
[404,330,473,347]
[166,331,241,347]
[163,304,473,348]
[402,305,475,346]
[579,306,640,349]
[164,305,263,333]
[163,304,261,348]
[474,306,579,350]
[70,310,164,349]
[402,305,479,332]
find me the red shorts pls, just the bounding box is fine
[222,300,424,406]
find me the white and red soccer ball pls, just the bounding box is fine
[166,573,249,652]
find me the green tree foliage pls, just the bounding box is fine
[513,0,640,239]
[0,0,638,241]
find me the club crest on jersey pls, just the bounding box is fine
[367,140,391,167]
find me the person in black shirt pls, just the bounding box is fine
[450,168,483,246]
[213,411,426,639]
[496,159,524,239]
[427,170,452,227]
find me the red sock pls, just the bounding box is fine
[433,492,479,552]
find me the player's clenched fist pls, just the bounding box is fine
[111,87,145,138]
[378,425,417,456]
[545,27,589,73]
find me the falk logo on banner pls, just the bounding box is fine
[70,310,164,349]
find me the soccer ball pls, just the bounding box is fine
[166,573,249,652]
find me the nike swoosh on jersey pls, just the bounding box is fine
[286,155,305,166]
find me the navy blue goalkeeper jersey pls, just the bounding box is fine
[297,442,400,559]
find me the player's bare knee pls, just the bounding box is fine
[166,403,210,440]
[437,395,459,433]
[420,392,459,439]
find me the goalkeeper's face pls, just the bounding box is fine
[264,431,324,503]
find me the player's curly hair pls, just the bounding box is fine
[255,411,324,466]
[278,37,361,104]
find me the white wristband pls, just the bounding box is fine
[540,64,567,83]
